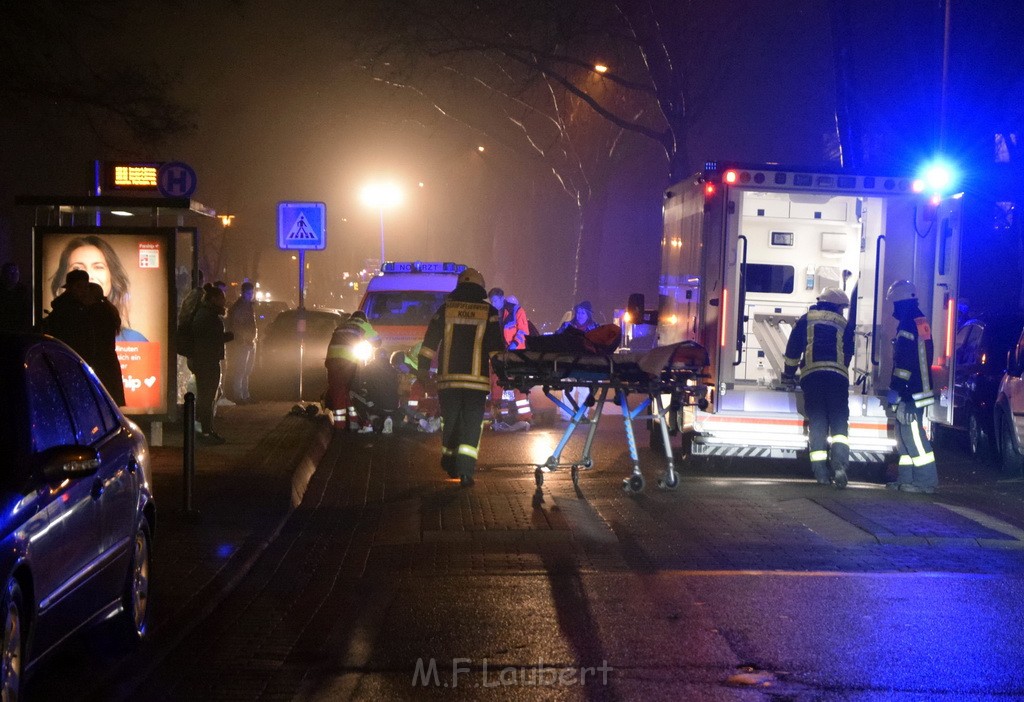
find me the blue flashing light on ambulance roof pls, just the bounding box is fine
[913,159,957,196]
[380,261,466,275]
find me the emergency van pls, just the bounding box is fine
[357,261,467,353]
[644,161,963,463]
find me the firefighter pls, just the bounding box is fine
[885,280,938,493]
[325,311,373,430]
[782,287,854,488]
[487,287,532,428]
[418,268,505,486]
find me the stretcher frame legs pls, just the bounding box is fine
[533,384,679,493]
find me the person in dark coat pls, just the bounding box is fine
[188,286,234,443]
[43,271,126,404]
[225,281,258,403]
[0,262,31,333]
[355,347,401,433]
[558,300,598,333]
[82,282,126,406]
[42,269,92,355]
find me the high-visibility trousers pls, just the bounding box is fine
[801,371,850,477]
[439,388,487,479]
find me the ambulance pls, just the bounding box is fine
[644,161,963,463]
[357,261,467,353]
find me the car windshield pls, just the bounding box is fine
[363,292,445,325]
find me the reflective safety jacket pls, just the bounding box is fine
[350,318,379,345]
[402,342,423,372]
[418,282,504,392]
[783,303,854,380]
[325,320,367,365]
[890,303,934,408]
[500,303,529,350]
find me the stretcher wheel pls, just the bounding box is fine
[580,458,593,469]
[571,465,580,487]
[544,456,559,471]
[623,473,645,493]
[658,471,679,490]
[534,466,544,487]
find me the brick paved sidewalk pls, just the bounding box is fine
[144,400,331,649]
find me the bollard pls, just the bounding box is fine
[182,392,200,518]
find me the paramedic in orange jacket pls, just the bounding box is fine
[487,287,533,426]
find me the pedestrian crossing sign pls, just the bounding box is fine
[277,201,326,250]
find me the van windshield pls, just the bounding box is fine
[362,291,446,325]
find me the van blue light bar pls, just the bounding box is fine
[381,261,467,274]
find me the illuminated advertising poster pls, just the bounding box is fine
[38,229,174,416]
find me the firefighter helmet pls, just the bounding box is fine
[817,287,849,308]
[458,267,485,288]
[885,280,917,303]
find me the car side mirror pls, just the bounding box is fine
[38,446,100,483]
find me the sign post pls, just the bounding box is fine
[278,202,326,401]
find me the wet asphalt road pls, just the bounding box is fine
[35,418,1024,700]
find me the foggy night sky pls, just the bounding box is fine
[1,0,1016,326]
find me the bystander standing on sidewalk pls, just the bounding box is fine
[82,282,126,406]
[189,285,234,444]
[0,262,31,333]
[226,281,258,404]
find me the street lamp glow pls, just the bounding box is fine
[360,182,403,208]
[594,64,608,73]
[477,145,485,152]
[218,214,235,227]
[361,181,403,264]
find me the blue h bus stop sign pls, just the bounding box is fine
[277,201,326,250]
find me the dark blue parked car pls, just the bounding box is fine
[0,333,154,697]
[950,313,1024,458]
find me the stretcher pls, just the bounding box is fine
[492,341,710,493]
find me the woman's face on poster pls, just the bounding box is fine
[68,245,111,297]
